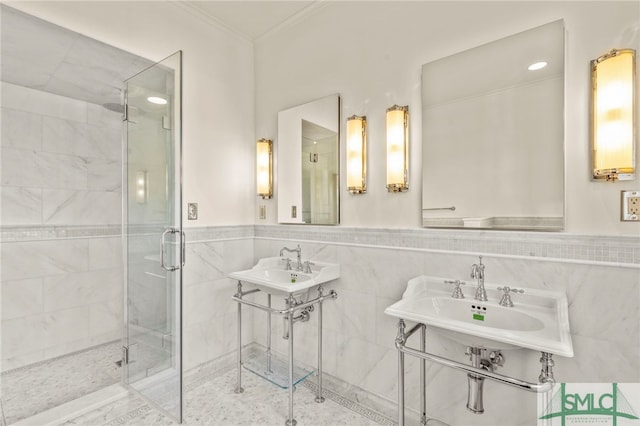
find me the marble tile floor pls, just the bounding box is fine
[2,342,448,426]
[57,365,396,426]
[1,341,122,425]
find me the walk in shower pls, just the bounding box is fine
[1,5,183,424]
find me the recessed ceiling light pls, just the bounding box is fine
[528,61,548,71]
[147,96,167,105]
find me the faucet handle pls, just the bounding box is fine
[496,286,524,307]
[303,260,315,273]
[497,286,524,294]
[283,258,292,270]
[444,280,466,299]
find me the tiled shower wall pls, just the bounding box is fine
[1,82,122,225]
[1,82,123,371]
[252,225,640,426]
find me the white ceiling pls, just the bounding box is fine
[183,1,316,41]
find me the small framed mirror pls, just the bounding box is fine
[277,94,340,224]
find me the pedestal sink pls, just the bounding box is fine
[229,256,340,426]
[384,275,573,356]
[229,257,340,296]
[387,275,573,424]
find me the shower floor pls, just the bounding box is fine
[57,365,394,426]
[4,344,395,426]
[1,341,122,425]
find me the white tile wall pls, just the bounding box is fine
[1,220,638,425]
[1,83,122,228]
[252,226,640,426]
[0,236,123,371]
[0,278,43,320]
[1,107,42,150]
[181,233,255,370]
[0,82,124,371]
[1,82,87,122]
[0,187,42,225]
[1,239,90,281]
[2,306,90,362]
[42,189,121,225]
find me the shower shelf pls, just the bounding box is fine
[243,350,315,390]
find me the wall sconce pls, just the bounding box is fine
[256,138,273,199]
[346,115,367,194]
[591,48,636,181]
[135,170,147,204]
[386,105,409,192]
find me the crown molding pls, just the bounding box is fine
[168,1,329,44]
[168,1,253,44]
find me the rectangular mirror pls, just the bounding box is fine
[278,94,340,224]
[421,20,565,230]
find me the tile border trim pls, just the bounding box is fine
[2,224,638,266]
[255,225,640,267]
[0,225,122,242]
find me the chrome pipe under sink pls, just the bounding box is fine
[466,347,486,414]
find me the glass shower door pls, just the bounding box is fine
[123,51,183,422]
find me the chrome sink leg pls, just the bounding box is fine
[315,286,325,403]
[396,319,406,426]
[267,294,272,374]
[420,324,427,425]
[285,294,296,426]
[234,281,244,394]
[539,352,555,383]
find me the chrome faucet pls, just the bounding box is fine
[279,244,302,271]
[497,286,524,307]
[470,256,487,302]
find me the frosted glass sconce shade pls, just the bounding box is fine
[386,105,409,192]
[135,170,147,204]
[346,115,367,194]
[257,138,273,199]
[591,48,636,181]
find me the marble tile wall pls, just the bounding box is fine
[1,82,124,371]
[252,225,640,426]
[182,229,255,370]
[2,222,638,424]
[1,236,123,371]
[1,82,122,227]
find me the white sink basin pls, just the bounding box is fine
[384,276,573,356]
[246,269,313,284]
[229,257,340,296]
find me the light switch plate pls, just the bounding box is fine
[259,205,266,220]
[188,203,198,220]
[621,190,640,221]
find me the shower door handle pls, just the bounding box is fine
[181,231,186,267]
[160,228,181,272]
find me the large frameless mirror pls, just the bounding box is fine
[277,94,340,224]
[421,20,565,230]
